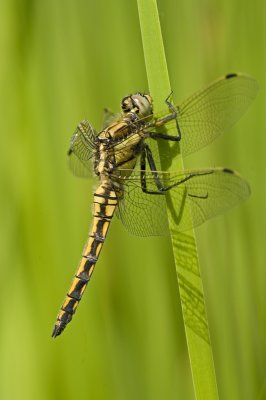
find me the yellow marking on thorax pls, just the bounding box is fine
[108,121,129,140]
[113,132,141,152]
[113,133,142,166]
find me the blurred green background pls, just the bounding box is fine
[0,0,265,399]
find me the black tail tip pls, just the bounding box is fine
[51,323,64,338]
[52,312,73,338]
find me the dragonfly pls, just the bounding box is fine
[52,72,258,338]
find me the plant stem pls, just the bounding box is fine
[137,1,219,398]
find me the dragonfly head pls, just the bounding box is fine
[121,93,153,118]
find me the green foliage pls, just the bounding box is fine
[0,1,264,399]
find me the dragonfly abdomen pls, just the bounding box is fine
[52,181,117,338]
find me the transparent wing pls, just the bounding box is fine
[68,120,96,178]
[101,109,122,129]
[115,167,250,236]
[153,73,258,156]
[116,174,169,236]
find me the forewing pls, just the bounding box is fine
[154,73,258,156]
[115,168,250,236]
[68,120,96,178]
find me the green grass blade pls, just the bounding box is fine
[137,1,219,398]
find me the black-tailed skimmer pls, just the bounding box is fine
[52,73,258,337]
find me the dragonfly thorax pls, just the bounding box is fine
[121,93,153,118]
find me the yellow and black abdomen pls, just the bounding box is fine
[52,181,117,337]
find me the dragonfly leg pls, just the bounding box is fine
[157,171,212,195]
[141,144,164,192]
[149,92,182,141]
[141,144,213,196]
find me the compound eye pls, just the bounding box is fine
[131,94,152,116]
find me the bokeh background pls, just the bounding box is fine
[0,0,265,399]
